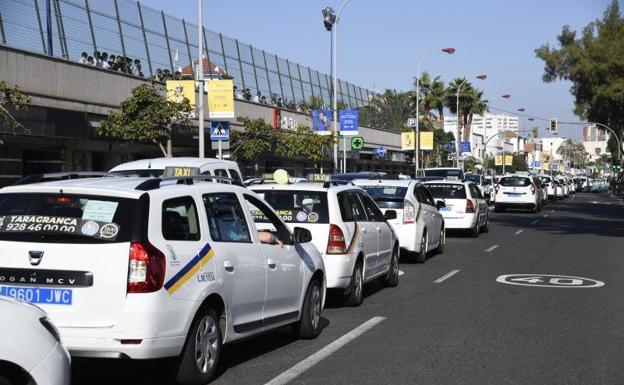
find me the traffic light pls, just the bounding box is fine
[549,118,558,133]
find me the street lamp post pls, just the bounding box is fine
[455,74,486,169]
[500,94,511,174]
[197,0,205,158]
[415,47,455,177]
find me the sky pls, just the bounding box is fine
[145,0,618,140]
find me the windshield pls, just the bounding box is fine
[424,169,463,180]
[465,174,482,184]
[500,177,531,187]
[425,184,467,199]
[0,193,136,243]
[359,186,408,201]
[252,190,329,224]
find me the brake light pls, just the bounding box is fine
[326,224,347,255]
[128,242,166,293]
[403,200,415,224]
[530,184,536,195]
[465,199,476,213]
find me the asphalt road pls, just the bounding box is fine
[72,191,624,385]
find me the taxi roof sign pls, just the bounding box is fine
[163,166,200,177]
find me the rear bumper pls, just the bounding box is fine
[495,202,537,210]
[323,254,357,289]
[442,214,477,230]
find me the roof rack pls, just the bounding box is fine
[135,175,243,191]
[323,180,352,188]
[243,178,274,187]
[13,172,124,186]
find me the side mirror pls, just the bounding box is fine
[436,200,446,210]
[293,227,312,243]
[384,210,397,220]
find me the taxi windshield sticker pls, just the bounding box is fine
[0,215,120,241]
[82,200,118,222]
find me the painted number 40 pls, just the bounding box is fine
[510,277,582,285]
[496,274,604,288]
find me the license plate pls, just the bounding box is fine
[440,206,452,212]
[0,286,72,305]
[507,193,521,197]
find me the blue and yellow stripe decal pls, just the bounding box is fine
[164,243,215,295]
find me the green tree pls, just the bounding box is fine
[557,139,590,168]
[97,84,192,157]
[358,89,414,132]
[535,0,624,156]
[445,79,488,141]
[230,117,277,162]
[307,95,325,110]
[415,72,446,123]
[0,80,31,139]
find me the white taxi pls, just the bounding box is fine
[494,174,541,212]
[250,180,400,307]
[0,173,325,384]
[424,180,489,236]
[351,179,445,263]
[110,157,244,183]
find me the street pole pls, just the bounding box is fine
[455,78,468,169]
[333,0,352,174]
[197,0,205,158]
[330,28,337,171]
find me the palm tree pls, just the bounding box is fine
[445,78,488,141]
[358,89,414,132]
[414,72,446,124]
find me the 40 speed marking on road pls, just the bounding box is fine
[496,274,604,288]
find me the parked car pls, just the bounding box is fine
[0,298,71,385]
[110,157,244,183]
[494,174,541,212]
[250,180,399,307]
[465,173,492,202]
[423,167,465,181]
[0,173,325,384]
[424,180,490,236]
[352,179,445,262]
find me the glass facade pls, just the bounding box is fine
[0,0,371,108]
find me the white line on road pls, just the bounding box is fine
[515,229,524,235]
[485,245,499,252]
[550,210,554,213]
[531,219,540,225]
[264,316,386,385]
[434,269,460,283]
[399,270,405,276]
[543,214,549,218]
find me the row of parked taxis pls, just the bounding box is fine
[0,160,499,385]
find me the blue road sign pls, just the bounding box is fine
[533,160,541,168]
[373,146,387,157]
[210,121,230,141]
[312,110,332,135]
[339,110,358,135]
[460,141,471,153]
[444,142,456,153]
[551,163,559,170]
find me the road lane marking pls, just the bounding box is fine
[531,219,540,225]
[515,229,524,235]
[434,269,460,283]
[497,274,604,288]
[485,245,499,252]
[550,210,554,213]
[264,316,386,385]
[399,270,405,276]
[543,214,549,218]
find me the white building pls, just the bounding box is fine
[582,124,610,162]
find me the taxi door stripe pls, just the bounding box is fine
[164,243,215,294]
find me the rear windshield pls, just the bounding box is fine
[253,190,329,224]
[465,174,481,184]
[425,184,467,199]
[500,177,531,187]
[424,169,463,180]
[0,194,137,243]
[359,186,408,208]
[113,169,164,177]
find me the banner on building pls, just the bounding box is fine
[166,80,196,110]
[207,79,235,118]
[495,155,503,166]
[505,155,513,166]
[312,110,332,135]
[401,132,415,151]
[420,132,433,151]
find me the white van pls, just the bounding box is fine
[110,157,243,183]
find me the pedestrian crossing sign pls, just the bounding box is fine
[210,121,230,141]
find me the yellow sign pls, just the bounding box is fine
[401,132,415,151]
[207,79,235,119]
[420,131,434,151]
[166,80,195,110]
[505,155,513,166]
[495,155,503,166]
[542,162,550,171]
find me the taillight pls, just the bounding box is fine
[326,224,347,255]
[128,242,166,293]
[465,199,475,213]
[495,184,500,193]
[530,184,536,195]
[403,200,415,224]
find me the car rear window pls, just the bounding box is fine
[465,174,481,184]
[253,190,329,224]
[500,177,531,187]
[0,193,137,243]
[425,184,467,199]
[359,186,408,208]
[424,169,463,180]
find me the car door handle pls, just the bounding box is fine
[267,259,277,269]
[224,260,235,272]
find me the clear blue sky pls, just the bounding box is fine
[145,0,617,140]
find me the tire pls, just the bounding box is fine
[382,247,399,287]
[293,278,323,339]
[416,230,428,263]
[175,307,222,385]
[344,262,364,307]
[0,375,13,385]
[471,217,480,237]
[481,214,490,233]
[436,226,446,254]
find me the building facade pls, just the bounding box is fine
[582,124,610,161]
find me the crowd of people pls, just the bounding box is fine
[78,51,144,77]
[233,86,315,113]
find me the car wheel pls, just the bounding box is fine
[293,278,323,339]
[471,217,480,237]
[382,247,399,287]
[415,230,428,263]
[344,262,364,307]
[481,214,490,233]
[175,307,221,385]
[436,226,446,254]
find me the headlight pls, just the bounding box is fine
[39,317,61,343]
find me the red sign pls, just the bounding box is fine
[272,109,282,129]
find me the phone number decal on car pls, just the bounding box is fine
[0,215,120,241]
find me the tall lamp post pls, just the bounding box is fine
[322,0,352,173]
[197,0,205,158]
[455,74,487,168]
[500,94,511,174]
[415,47,455,177]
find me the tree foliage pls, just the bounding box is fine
[535,0,624,154]
[0,80,31,138]
[557,139,590,167]
[96,84,192,157]
[358,90,413,132]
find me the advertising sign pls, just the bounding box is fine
[420,131,434,151]
[460,141,471,154]
[401,132,415,151]
[339,110,358,135]
[312,110,332,135]
[505,155,513,166]
[495,155,503,166]
[166,80,196,111]
[207,79,235,119]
